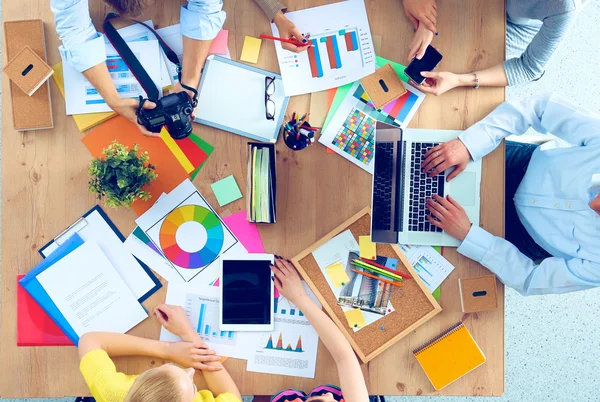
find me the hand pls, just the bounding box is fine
[416,71,461,96]
[421,139,471,181]
[426,194,472,241]
[273,11,310,53]
[408,23,434,61]
[403,0,438,32]
[271,257,308,305]
[170,82,196,119]
[109,97,159,137]
[166,341,223,372]
[154,304,198,342]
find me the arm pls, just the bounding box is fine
[271,259,369,402]
[154,305,242,400]
[254,0,310,53]
[504,12,576,85]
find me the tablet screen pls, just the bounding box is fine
[222,259,272,325]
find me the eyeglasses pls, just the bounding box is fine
[265,76,276,121]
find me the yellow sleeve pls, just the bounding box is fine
[194,390,241,402]
[80,349,138,402]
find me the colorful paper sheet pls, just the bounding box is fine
[82,116,190,215]
[160,128,195,173]
[359,236,377,260]
[344,308,367,329]
[189,134,214,179]
[209,29,229,55]
[222,210,265,253]
[240,36,262,64]
[211,175,243,206]
[51,63,116,132]
[325,262,350,287]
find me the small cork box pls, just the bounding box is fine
[459,275,498,313]
[360,63,407,109]
[3,46,54,96]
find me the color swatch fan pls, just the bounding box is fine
[136,180,245,283]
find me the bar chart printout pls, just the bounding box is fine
[186,293,237,346]
[271,0,375,96]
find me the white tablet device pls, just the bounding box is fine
[219,253,274,332]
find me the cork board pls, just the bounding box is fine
[292,207,442,363]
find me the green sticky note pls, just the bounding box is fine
[210,175,242,207]
[432,286,441,301]
[322,57,408,132]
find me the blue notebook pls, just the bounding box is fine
[19,234,85,345]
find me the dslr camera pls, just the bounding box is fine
[136,90,197,140]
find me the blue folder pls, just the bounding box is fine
[19,234,85,345]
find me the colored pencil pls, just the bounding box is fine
[352,269,403,287]
[350,260,404,282]
[360,257,412,279]
[260,34,308,47]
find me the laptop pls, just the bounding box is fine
[371,124,481,247]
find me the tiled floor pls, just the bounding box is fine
[2,2,600,402]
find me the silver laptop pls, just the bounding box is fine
[371,126,481,247]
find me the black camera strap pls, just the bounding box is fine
[103,14,196,102]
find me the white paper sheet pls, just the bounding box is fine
[63,40,163,115]
[271,0,375,96]
[136,179,246,284]
[41,210,157,301]
[37,241,147,337]
[245,284,321,378]
[399,244,455,292]
[160,282,253,360]
[312,230,394,332]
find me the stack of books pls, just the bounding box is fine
[247,143,276,223]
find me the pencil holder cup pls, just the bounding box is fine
[283,122,314,151]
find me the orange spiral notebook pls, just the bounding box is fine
[413,322,486,390]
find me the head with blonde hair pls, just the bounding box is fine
[125,364,198,402]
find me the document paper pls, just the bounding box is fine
[37,241,147,337]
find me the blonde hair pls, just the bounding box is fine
[124,367,184,402]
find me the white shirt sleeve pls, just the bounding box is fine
[181,0,226,40]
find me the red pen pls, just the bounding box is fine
[260,34,308,48]
[360,257,413,279]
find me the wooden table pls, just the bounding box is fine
[1,0,505,397]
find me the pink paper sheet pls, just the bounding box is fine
[223,210,265,253]
[209,30,229,55]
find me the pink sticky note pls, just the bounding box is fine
[274,287,280,299]
[209,30,229,55]
[223,210,265,253]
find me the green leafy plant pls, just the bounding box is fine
[88,141,157,208]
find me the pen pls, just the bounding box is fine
[351,260,404,282]
[260,34,309,47]
[352,269,403,287]
[359,257,412,279]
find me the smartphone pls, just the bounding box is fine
[404,45,443,85]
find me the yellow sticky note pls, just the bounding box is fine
[326,262,350,287]
[359,236,377,260]
[240,36,262,64]
[344,308,367,329]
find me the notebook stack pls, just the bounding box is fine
[247,143,277,223]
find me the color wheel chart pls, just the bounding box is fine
[331,107,375,165]
[185,293,236,346]
[307,27,364,79]
[264,333,304,353]
[352,83,420,128]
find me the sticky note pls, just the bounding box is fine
[208,30,229,55]
[211,175,243,206]
[344,308,366,329]
[240,36,262,64]
[359,236,377,260]
[326,262,350,287]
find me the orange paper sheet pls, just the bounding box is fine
[82,116,189,215]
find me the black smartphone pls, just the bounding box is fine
[404,45,443,85]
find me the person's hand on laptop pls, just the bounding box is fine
[422,138,470,181]
[271,257,308,305]
[426,194,472,241]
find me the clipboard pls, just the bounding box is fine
[194,55,289,143]
[39,205,162,303]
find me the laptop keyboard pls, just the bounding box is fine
[373,142,395,231]
[409,142,444,233]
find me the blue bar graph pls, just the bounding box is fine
[212,332,217,336]
[197,304,206,333]
[290,309,296,316]
[331,35,342,68]
[220,331,226,337]
[281,309,286,314]
[350,31,358,49]
[205,325,210,335]
[228,331,234,339]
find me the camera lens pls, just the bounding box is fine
[183,106,193,115]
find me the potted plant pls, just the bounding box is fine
[88,141,157,208]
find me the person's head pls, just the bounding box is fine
[124,364,197,402]
[103,0,152,16]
